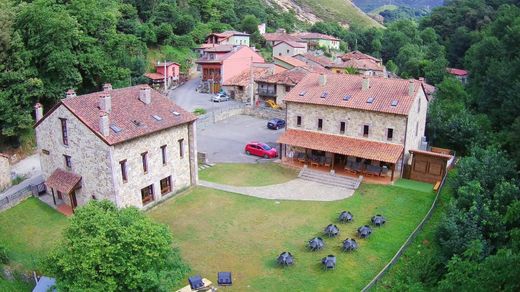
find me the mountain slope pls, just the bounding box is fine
[266,0,383,28]
[353,0,443,12]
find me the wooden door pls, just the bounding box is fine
[70,191,78,209]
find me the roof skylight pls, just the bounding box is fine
[172,111,181,116]
[391,100,399,107]
[299,91,307,96]
[110,124,122,133]
[320,92,328,98]
[367,97,375,104]
[152,114,163,121]
[343,95,352,101]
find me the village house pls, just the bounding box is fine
[447,68,469,84]
[293,53,333,70]
[0,153,10,191]
[34,84,198,213]
[221,63,277,103]
[255,66,313,107]
[196,46,264,93]
[272,40,308,57]
[205,30,251,47]
[145,61,181,89]
[291,32,341,50]
[341,51,383,65]
[263,29,305,47]
[278,73,428,182]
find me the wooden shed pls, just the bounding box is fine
[408,149,453,184]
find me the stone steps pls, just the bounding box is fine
[198,163,215,171]
[298,167,362,190]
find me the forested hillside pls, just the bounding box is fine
[353,0,443,12]
[0,0,304,148]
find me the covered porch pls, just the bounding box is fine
[277,129,404,184]
[45,168,82,216]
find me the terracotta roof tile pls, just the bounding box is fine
[278,129,403,164]
[223,65,273,86]
[203,44,234,53]
[341,51,381,63]
[255,67,309,86]
[447,68,468,76]
[274,55,308,68]
[295,53,335,68]
[283,73,423,116]
[263,33,304,43]
[36,85,196,145]
[336,59,385,71]
[46,168,82,194]
[273,40,307,48]
[144,73,164,80]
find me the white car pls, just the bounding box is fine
[212,93,230,102]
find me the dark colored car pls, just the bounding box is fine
[267,118,286,130]
[244,142,278,159]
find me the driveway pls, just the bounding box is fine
[169,77,242,112]
[197,115,283,163]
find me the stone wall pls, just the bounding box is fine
[111,124,193,208]
[0,155,10,191]
[35,105,114,207]
[286,102,408,146]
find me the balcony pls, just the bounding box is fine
[258,89,277,97]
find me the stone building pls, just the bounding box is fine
[278,73,428,181]
[34,84,197,212]
[272,40,308,58]
[0,153,10,191]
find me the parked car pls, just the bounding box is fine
[212,92,230,102]
[267,118,286,130]
[244,142,278,159]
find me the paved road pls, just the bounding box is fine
[169,77,242,112]
[199,179,354,201]
[197,115,283,163]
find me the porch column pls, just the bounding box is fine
[331,153,335,171]
[391,163,396,181]
[51,188,56,205]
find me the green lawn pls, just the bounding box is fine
[199,163,299,186]
[393,178,434,194]
[149,182,435,291]
[0,198,68,270]
[0,277,33,292]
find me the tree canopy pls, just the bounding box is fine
[46,200,189,291]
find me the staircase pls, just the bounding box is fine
[298,167,362,190]
[198,163,214,171]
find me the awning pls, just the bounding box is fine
[46,168,82,194]
[278,129,403,164]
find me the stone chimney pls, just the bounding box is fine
[34,103,43,122]
[99,111,109,137]
[103,83,112,91]
[319,74,327,86]
[99,93,111,113]
[139,87,151,105]
[409,79,415,96]
[65,89,76,98]
[362,76,370,91]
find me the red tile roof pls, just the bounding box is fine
[223,65,273,87]
[264,33,304,43]
[341,51,381,63]
[274,55,308,68]
[409,149,452,160]
[278,129,403,164]
[273,40,307,48]
[255,67,310,86]
[447,68,469,76]
[144,73,164,80]
[156,61,180,67]
[292,32,340,41]
[46,168,82,194]
[35,85,196,145]
[295,53,335,68]
[203,44,234,53]
[335,59,385,72]
[283,73,424,116]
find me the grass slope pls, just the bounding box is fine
[150,182,434,291]
[0,198,68,270]
[199,163,299,186]
[292,0,383,28]
[370,5,399,15]
[0,277,33,292]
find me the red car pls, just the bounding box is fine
[245,142,278,159]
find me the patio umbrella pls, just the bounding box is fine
[321,255,336,270]
[339,211,353,223]
[308,237,325,251]
[324,224,340,237]
[357,225,372,238]
[342,238,358,252]
[371,214,386,227]
[277,251,294,266]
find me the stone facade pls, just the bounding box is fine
[285,87,428,166]
[273,42,307,58]
[36,106,114,207]
[0,154,10,191]
[36,105,197,210]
